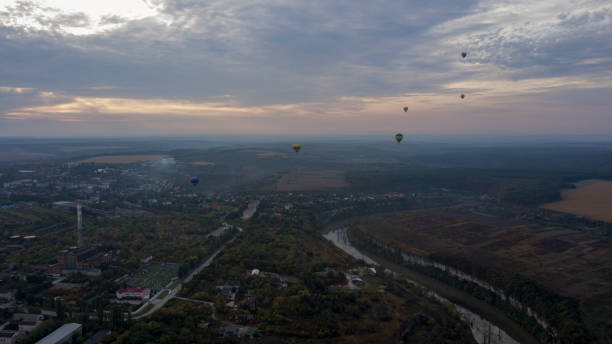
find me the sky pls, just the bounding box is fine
[0,0,611,137]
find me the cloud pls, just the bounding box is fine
[428,1,612,79]
[99,14,127,25]
[0,86,34,93]
[4,95,306,120]
[0,0,611,136]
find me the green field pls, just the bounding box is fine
[127,262,179,290]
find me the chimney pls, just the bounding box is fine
[77,201,84,248]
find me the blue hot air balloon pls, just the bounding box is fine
[395,133,404,143]
[190,177,199,186]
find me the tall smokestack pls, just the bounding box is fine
[77,201,84,248]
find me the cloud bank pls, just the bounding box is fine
[0,0,610,136]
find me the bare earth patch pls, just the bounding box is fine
[77,155,163,164]
[240,149,288,158]
[267,169,348,191]
[541,181,612,222]
[56,145,126,152]
[190,161,216,166]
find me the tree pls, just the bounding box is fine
[97,300,104,325]
[55,298,65,320]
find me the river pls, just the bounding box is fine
[324,228,520,344]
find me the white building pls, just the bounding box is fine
[35,323,82,344]
[0,331,20,344]
[116,287,151,301]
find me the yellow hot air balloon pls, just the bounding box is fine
[395,133,403,143]
[403,106,408,112]
[292,144,301,153]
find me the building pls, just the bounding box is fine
[2,314,43,338]
[57,246,111,271]
[140,256,153,263]
[56,202,111,274]
[19,321,41,334]
[35,323,82,344]
[351,276,364,285]
[0,331,20,344]
[363,267,376,276]
[279,276,288,289]
[116,287,151,301]
[0,290,15,303]
[216,285,238,301]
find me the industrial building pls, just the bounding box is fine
[0,330,20,344]
[35,323,82,344]
[57,246,111,271]
[56,202,111,274]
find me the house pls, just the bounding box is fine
[216,285,239,301]
[140,256,153,263]
[351,277,364,285]
[0,290,15,303]
[279,277,288,289]
[250,269,260,276]
[12,313,44,322]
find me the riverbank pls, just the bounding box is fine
[324,228,538,344]
[361,245,539,344]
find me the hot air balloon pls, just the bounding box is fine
[190,177,199,186]
[292,144,301,153]
[403,106,409,112]
[395,133,403,143]
[460,94,465,99]
[461,52,467,59]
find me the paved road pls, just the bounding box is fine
[134,238,235,319]
[185,246,226,283]
[134,284,182,319]
[175,296,217,320]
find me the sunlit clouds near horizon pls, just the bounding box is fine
[1,0,611,136]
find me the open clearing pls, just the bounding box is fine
[542,181,612,222]
[56,145,126,152]
[127,262,179,290]
[190,161,216,166]
[267,169,348,191]
[77,154,163,164]
[240,149,288,158]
